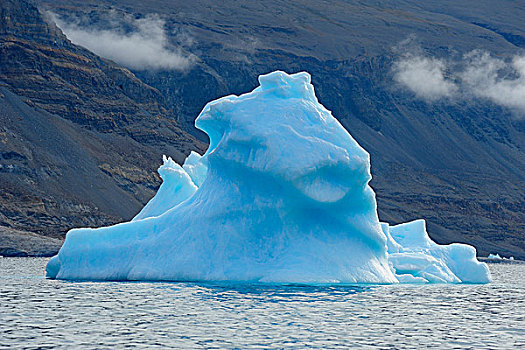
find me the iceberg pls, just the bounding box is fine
[487,253,515,261]
[488,253,503,260]
[46,71,490,283]
[383,220,490,283]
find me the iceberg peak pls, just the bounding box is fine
[257,71,314,100]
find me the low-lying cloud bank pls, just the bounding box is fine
[49,12,193,71]
[393,54,457,101]
[461,52,525,112]
[393,45,525,114]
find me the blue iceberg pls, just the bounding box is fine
[46,71,490,283]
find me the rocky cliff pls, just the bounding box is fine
[0,0,204,250]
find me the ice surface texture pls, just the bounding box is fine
[46,71,490,283]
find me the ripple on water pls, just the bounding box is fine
[0,258,524,349]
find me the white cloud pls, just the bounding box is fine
[50,12,194,71]
[393,41,525,115]
[461,51,525,113]
[393,54,457,101]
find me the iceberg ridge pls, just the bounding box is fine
[46,71,490,284]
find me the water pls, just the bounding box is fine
[0,258,523,349]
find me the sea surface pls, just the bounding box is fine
[0,258,523,349]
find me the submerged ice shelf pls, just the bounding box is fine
[46,71,490,283]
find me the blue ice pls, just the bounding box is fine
[46,71,490,283]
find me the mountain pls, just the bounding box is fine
[0,0,204,248]
[38,0,525,259]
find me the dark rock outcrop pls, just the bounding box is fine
[0,0,205,238]
[0,225,62,257]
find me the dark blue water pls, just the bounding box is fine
[0,258,524,349]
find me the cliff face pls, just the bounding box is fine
[39,0,525,259]
[0,0,196,146]
[0,0,204,240]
